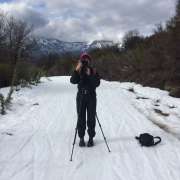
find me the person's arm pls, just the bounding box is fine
[70,61,81,84]
[70,70,80,84]
[87,68,101,88]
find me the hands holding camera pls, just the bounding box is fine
[75,60,82,72]
[75,60,91,75]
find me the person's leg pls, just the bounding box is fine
[76,94,87,139]
[87,94,96,141]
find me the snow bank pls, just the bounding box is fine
[119,82,180,139]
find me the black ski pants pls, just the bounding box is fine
[76,91,96,138]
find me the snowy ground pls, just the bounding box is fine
[0,76,180,180]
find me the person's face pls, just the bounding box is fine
[81,58,90,66]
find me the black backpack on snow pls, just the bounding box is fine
[135,133,161,147]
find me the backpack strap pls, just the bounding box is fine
[153,136,161,146]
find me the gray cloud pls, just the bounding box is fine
[0,2,49,28]
[0,0,177,42]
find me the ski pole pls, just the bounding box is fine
[95,112,111,152]
[70,94,83,161]
[70,124,78,161]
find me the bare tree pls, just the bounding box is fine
[4,16,33,104]
[0,13,7,51]
[122,30,143,50]
[5,16,33,64]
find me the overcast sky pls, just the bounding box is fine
[0,0,177,42]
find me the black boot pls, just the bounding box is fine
[87,138,94,147]
[79,138,85,147]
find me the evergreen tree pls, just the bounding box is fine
[0,93,5,115]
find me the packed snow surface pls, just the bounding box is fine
[0,76,180,180]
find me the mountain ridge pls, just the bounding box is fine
[30,37,119,58]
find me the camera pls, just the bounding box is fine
[80,59,90,77]
[81,59,89,67]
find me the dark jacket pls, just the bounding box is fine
[70,67,100,93]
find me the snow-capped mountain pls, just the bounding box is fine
[30,38,117,58]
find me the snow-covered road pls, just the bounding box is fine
[0,76,180,180]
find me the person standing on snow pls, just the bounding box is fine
[70,53,100,147]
